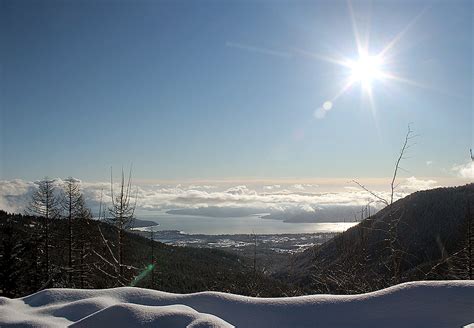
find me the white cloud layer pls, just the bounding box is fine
[0,177,445,216]
[452,161,474,179]
[399,176,439,191]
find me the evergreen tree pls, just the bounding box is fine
[0,215,22,296]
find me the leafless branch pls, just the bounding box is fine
[351,180,389,206]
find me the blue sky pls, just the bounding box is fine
[1,0,472,182]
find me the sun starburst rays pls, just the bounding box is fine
[310,2,428,120]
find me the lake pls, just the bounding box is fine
[135,212,358,235]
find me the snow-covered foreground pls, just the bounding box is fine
[1,281,473,328]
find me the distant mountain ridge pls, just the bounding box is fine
[166,207,263,218]
[168,205,377,223]
[261,205,378,223]
[130,218,158,228]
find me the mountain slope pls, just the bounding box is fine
[281,184,473,293]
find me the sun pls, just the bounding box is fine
[348,53,384,90]
[309,2,425,120]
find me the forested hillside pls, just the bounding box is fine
[279,184,474,294]
[0,211,290,298]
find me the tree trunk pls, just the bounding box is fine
[119,227,124,275]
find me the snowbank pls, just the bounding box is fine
[0,281,473,327]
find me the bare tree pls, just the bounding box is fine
[466,151,473,278]
[353,125,416,284]
[468,199,473,279]
[387,125,416,283]
[108,167,137,275]
[27,178,59,281]
[352,125,416,205]
[93,191,138,286]
[60,177,90,286]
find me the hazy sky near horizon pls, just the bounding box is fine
[1,0,472,182]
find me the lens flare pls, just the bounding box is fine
[130,263,156,287]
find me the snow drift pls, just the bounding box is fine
[0,281,473,328]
